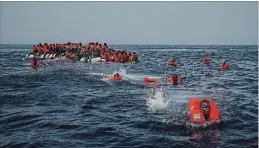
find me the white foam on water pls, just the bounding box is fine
[146,87,168,112]
[228,48,239,51]
[123,74,146,81]
[88,72,108,77]
[123,72,163,82]
[23,63,31,66]
[111,67,127,76]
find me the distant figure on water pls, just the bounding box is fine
[220,61,229,69]
[169,74,180,85]
[30,57,40,68]
[168,57,176,66]
[203,57,211,64]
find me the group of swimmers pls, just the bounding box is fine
[168,57,228,128]
[29,42,140,64]
[169,57,229,69]
[138,57,228,128]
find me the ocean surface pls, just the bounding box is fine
[0,44,258,148]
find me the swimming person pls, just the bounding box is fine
[187,98,220,128]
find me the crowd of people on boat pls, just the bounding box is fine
[29,42,139,63]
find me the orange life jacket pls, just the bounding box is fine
[100,53,106,59]
[108,75,123,81]
[36,46,41,53]
[203,57,211,64]
[30,61,40,68]
[143,77,157,85]
[43,46,49,53]
[169,60,176,66]
[96,46,101,51]
[66,52,73,58]
[189,98,220,123]
[220,63,229,69]
[169,75,180,84]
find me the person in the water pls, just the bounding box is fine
[187,99,220,128]
[220,60,229,69]
[30,57,40,68]
[114,72,120,78]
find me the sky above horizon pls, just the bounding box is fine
[0,2,258,45]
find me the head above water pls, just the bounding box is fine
[172,74,177,77]
[200,99,211,119]
[114,72,120,77]
[223,60,227,64]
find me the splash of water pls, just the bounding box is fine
[88,72,107,77]
[146,87,168,112]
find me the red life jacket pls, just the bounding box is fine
[143,77,157,85]
[220,63,229,69]
[169,75,180,84]
[30,61,40,68]
[203,57,211,64]
[43,46,49,53]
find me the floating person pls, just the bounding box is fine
[169,74,180,85]
[168,57,177,66]
[202,57,211,64]
[30,57,40,69]
[187,98,220,128]
[220,61,229,69]
[114,72,120,78]
[108,72,123,81]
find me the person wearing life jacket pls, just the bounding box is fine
[103,43,108,51]
[143,77,157,85]
[27,45,37,58]
[48,44,54,53]
[112,51,117,62]
[104,52,109,62]
[220,61,229,69]
[100,50,105,59]
[118,51,124,63]
[203,57,211,64]
[43,44,49,53]
[65,51,73,59]
[122,52,127,63]
[168,58,176,66]
[110,55,115,62]
[169,74,180,85]
[96,44,102,51]
[94,42,98,50]
[187,99,220,128]
[30,57,40,68]
[39,45,45,54]
[36,45,41,53]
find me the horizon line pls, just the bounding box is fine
[0,43,258,46]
